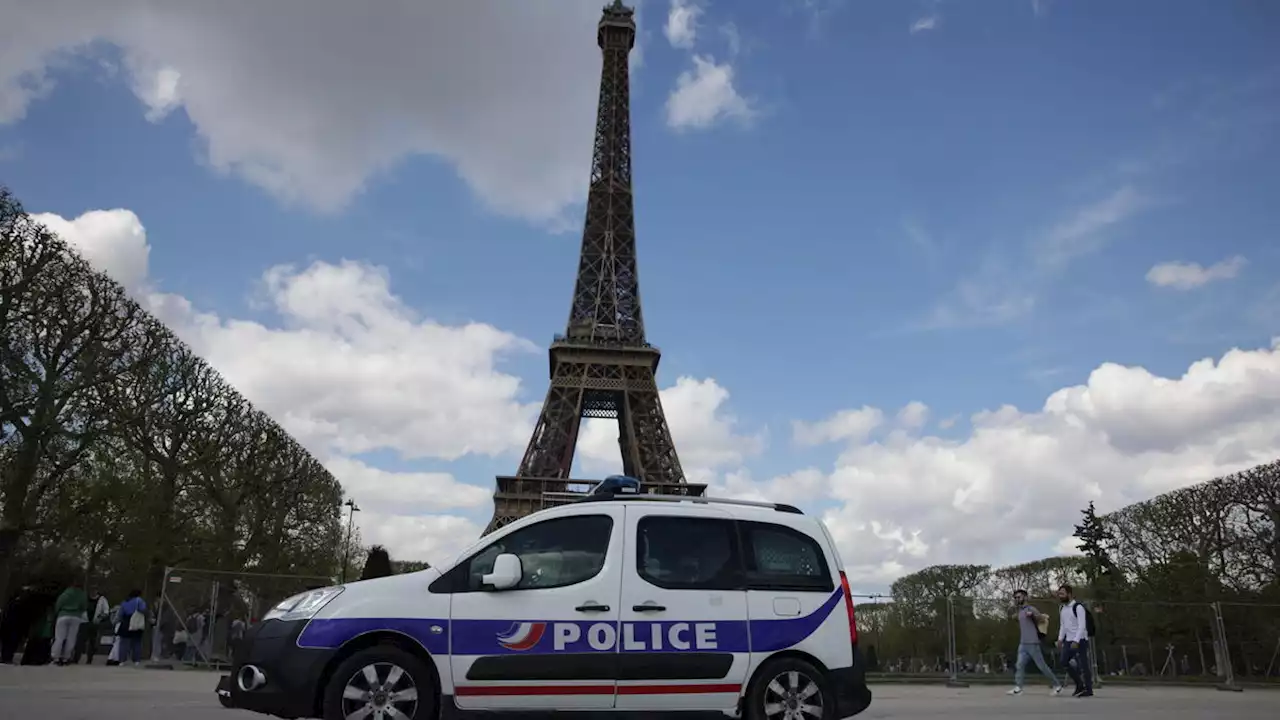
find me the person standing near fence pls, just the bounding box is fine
[1057,584,1094,697]
[73,588,110,664]
[51,579,88,666]
[1007,589,1064,696]
[117,590,148,666]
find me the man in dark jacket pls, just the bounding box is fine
[0,585,37,664]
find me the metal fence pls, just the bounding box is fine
[147,567,333,668]
[853,594,1280,688]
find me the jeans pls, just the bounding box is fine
[1060,639,1093,692]
[52,616,82,662]
[122,634,144,664]
[1015,642,1059,687]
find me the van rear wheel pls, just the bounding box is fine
[745,657,834,720]
[321,646,435,720]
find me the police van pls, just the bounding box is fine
[218,476,872,720]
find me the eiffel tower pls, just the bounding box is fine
[484,1,705,534]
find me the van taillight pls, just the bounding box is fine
[839,571,858,645]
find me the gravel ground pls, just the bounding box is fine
[1,664,1275,719]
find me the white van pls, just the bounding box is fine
[218,481,872,720]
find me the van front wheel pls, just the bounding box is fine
[745,657,835,720]
[322,646,436,720]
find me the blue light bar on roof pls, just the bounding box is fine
[591,475,642,496]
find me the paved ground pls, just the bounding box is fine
[1,664,1276,719]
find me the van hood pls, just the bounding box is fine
[341,567,440,592]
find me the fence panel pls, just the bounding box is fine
[854,593,1280,687]
[1218,601,1280,681]
[1084,599,1221,680]
[150,567,333,667]
[853,594,950,675]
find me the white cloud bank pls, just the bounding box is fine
[38,208,1280,586]
[1,0,616,223]
[38,207,764,565]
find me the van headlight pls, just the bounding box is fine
[262,587,344,622]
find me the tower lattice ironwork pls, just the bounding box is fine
[485,1,704,534]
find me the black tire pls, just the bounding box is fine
[745,656,835,720]
[321,645,436,720]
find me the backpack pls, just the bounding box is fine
[1073,601,1096,638]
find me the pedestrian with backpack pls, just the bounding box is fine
[1057,584,1094,697]
[1007,589,1064,696]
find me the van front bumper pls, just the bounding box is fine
[215,619,334,719]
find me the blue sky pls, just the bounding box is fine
[3,0,1279,589]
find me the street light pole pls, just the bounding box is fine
[340,499,360,583]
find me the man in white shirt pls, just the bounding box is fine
[1057,584,1093,697]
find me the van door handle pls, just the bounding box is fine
[575,603,610,613]
[632,603,666,613]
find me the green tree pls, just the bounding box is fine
[360,545,394,580]
[0,191,156,603]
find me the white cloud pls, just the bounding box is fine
[0,0,615,223]
[576,376,765,485]
[910,15,940,34]
[664,0,702,49]
[1036,185,1144,269]
[709,467,828,505]
[720,23,742,57]
[32,209,151,294]
[896,401,930,430]
[665,55,753,131]
[793,406,884,446]
[923,185,1145,329]
[786,339,1280,586]
[154,261,540,463]
[324,457,491,516]
[1052,535,1081,556]
[1146,255,1247,290]
[34,207,536,564]
[356,512,484,569]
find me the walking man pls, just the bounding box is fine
[51,580,88,666]
[1057,584,1094,697]
[1007,589,1064,695]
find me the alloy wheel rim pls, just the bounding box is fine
[340,662,419,720]
[762,669,823,720]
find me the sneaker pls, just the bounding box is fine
[1051,685,1063,695]
[1071,687,1084,697]
[1006,687,1022,695]
[1077,691,1094,698]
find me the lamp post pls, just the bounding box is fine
[340,499,360,583]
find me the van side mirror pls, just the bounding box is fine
[482,553,522,591]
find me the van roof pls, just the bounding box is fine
[567,490,804,516]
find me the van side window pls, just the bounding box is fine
[463,515,613,592]
[637,516,743,591]
[740,521,834,592]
